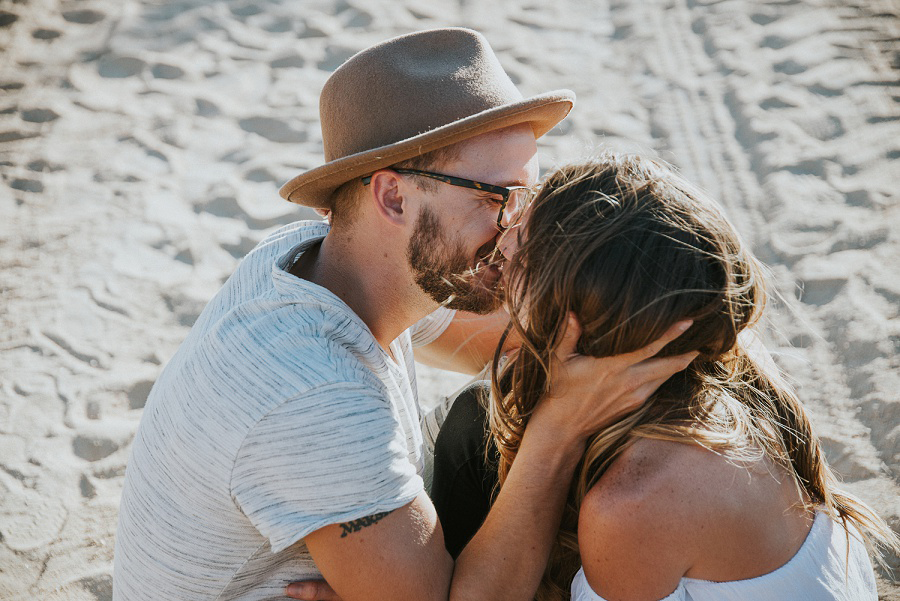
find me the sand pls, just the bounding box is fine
[0,0,897,599]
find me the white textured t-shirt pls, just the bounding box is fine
[114,221,453,601]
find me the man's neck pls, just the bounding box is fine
[290,228,435,354]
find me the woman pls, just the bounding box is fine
[432,152,897,600]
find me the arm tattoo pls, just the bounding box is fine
[339,510,394,538]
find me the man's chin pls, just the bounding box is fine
[418,274,503,315]
[437,281,504,314]
[443,293,502,315]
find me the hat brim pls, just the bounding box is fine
[279,90,575,209]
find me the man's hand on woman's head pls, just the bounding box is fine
[532,314,697,444]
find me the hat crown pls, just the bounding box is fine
[320,28,522,161]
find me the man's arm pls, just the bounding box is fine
[292,318,697,601]
[413,309,519,375]
[303,407,595,601]
[304,494,453,601]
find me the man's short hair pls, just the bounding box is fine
[328,142,465,227]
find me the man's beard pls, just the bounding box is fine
[407,205,503,314]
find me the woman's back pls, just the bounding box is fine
[573,438,877,601]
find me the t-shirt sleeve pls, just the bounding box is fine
[230,382,424,553]
[408,306,456,348]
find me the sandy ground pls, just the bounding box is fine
[0,0,897,598]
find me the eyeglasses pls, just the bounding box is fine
[361,168,536,230]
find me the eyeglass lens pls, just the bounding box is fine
[499,188,532,227]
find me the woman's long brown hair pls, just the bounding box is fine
[489,153,899,601]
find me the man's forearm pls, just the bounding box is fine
[415,310,518,375]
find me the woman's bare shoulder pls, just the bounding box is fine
[578,436,809,595]
[581,437,726,515]
[578,439,749,565]
[577,438,716,599]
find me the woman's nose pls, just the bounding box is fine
[496,225,520,261]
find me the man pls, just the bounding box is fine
[113,28,694,601]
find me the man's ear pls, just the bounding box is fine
[368,170,410,226]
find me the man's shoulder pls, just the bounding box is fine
[255,219,330,254]
[207,314,391,406]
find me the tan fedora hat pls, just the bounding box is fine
[279,28,575,209]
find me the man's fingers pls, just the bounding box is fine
[623,320,693,365]
[285,580,342,601]
[626,354,698,410]
[553,312,582,361]
[630,351,699,388]
[630,373,676,408]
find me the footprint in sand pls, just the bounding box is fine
[773,59,806,76]
[298,19,328,39]
[174,247,194,266]
[27,158,62,172]
[11,178,43,193]
[239,116,307,144]
[342,8,373,29]
[73,423,133,462]
[86,400,102,420]
[818,436,879,482]
[0,130,39,143]
[244,167,279,183]
[77,574,113,600]
[317,45,358,72]
[796,113,844,141]
[846,370,875,399]
[824,312,890,369]
[127,380,155,410]
[97,54,146,79]
[195,98,220,117]
[151,63,185,80]
[759,95,795,110]
[222,234,261,260]
[750,12,779,26]
[62,9,105,25]
[21,108,59,123]
[270,54,305,69]
[72,435,119,461]
[261,18,293,34]
[230,2,264,18]
[80,473,97,499]
[796,276,846,306]
[760,34,789,50]
[0,10,18,28]
[32,28,62,41]
[856,398,900,473]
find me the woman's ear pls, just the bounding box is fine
[368,170,409,226]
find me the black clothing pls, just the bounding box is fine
[430,382,499,558]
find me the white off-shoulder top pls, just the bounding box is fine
[571,512,877,601]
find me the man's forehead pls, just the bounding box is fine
[456,123,537,152]
[443,124,539,185]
